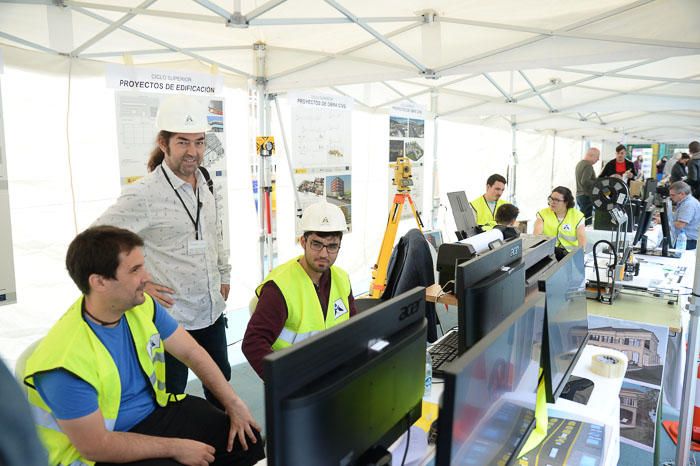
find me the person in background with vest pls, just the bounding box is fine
[93,95,232,409]
[534,186,586,260]
[242,201,358,379]
[470,173,508,230]
[24,226,264,466]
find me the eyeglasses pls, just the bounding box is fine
[308,239,340,253]
[548,196,565,204]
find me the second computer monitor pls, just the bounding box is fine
[436,292,545,466]
[455,239,526,353]
[538,248,589,403]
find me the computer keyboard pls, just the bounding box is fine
[429,330,460,377]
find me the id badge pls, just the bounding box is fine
[188,239,206,255]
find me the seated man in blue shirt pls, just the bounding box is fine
[669,181,700,250]
[24,226,264,466]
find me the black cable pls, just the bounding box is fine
[592,239,617,303]
[227,338,243,347]
[401,414,411,466]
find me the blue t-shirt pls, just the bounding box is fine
[34,301,178,432]
[674,195,700,241]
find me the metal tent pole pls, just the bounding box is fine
[676,243,700,465]
[430,89,440,230]
[254,42,270,280]
[272,95,303,221]
[510,119,518,205]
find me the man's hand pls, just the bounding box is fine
[220,284,230,301]
[145,282,175,308]
[172,438,216,466]
[225,397,261,452]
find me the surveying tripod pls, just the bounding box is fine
[369,157,424,298]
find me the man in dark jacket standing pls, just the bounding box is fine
[686,141,700,198]
[575,147,600,225]
[600,144,636,181]
[671,153,690,183]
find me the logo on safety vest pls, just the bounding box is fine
[562,223,572,232]
[147,333,162,361]
[334,299,348,318]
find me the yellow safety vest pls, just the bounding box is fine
[470,196,507,230]
[537,207,585,251]
[256,257,351,351]
[24,295,183,466]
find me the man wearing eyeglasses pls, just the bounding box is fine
[242,201,358,378]
[93,95,233,408]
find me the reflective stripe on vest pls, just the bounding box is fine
[470,197,507,230]
[256,257,352,351]
[24,294,179,466]
[538,207,584,251]
[31,405,116,434]
[277,328,321,345]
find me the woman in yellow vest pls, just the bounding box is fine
[534,186,586,259]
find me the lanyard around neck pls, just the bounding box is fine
[161,165,201,240]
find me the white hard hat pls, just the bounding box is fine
[301,201,347,233]
[156,95,209,133]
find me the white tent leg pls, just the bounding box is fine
[510,120,518,205]
[676,245,700,465]
[254,42,272,281]
[430,90,440,229]
[550,130,557,190]
[273,95,303,221]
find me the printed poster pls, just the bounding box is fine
[388,101,425,219]
[588,316,668,452]
[113,91,230,253]
[290,92,353,234]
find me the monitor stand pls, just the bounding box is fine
[356,445,391,466]
[559,375,595,405]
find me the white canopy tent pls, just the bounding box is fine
[0,0,699,367]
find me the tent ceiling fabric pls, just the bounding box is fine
[0,0,698,143]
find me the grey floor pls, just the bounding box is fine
[187,303,694,465]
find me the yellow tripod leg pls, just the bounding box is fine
[406,193,424,232]
[370,194,405,298]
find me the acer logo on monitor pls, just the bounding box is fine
[399,301,420,320]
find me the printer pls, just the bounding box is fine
[437,232,556,295]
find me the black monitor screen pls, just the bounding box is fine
[538,248,589,403]
[436,293,545,466]
[632,199,654,246]
[660,198,676,248]
[456,239,526,353]
[263,287,427,466]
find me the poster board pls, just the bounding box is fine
[290,92,353,234]
[109,65,230,255]
[388,101,425,218]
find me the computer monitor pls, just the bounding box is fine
[537,248,589,403]
[660,198,676,250]
[263,287,427,466]
[644,178,658,201]
[436,292,545,466]
[455,239,526,353]
[632,199,655,246]
[447,191,480,239]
